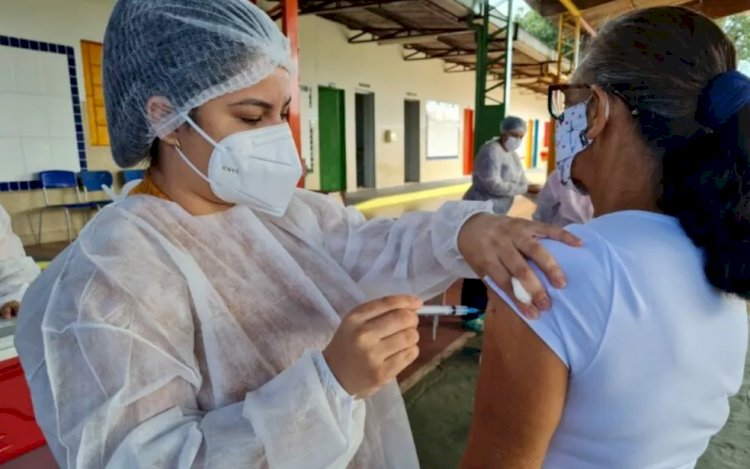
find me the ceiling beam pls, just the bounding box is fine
[414,0,470,25]
[684,0,750,18]
[403,49,505,61]
[348,28,466,44]
[557,0,597,36]
[300,0,410,16]
[365,5,416,29]
[377,31,464,45]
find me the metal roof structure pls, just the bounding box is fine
[274,0,569,95]
[270,0,749,95]
[526,0,750,29]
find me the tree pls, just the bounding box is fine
[718,14,750,63]
[518,10,558,50]
[518,10,750,67]
[517,9,573,56]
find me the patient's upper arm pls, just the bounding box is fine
[461,232,614,469]
[460,297,568,469]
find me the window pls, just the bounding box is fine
[81,40,108,146]
[425,100,460,159]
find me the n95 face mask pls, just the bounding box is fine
[175,115,302,217]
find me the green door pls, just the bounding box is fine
[318,87,346,192]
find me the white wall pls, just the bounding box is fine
[299,15,472,190]
[298,15,549,191]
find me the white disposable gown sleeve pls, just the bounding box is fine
[16,214,365,469]
[294,191,493,300]
[0,205,40,305]
[474,144,528,199]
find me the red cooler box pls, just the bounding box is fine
[0,356,47,464]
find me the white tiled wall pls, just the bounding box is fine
[0,46,79,182]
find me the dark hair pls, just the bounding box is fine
[148,138,160,167]
[574,7,750,298]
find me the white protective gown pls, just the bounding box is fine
[463,139,529,215]
[0,204,40,307]
[15,189,490,468]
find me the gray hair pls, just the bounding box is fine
[500,116,527,134]
[572,6,750,298]
[572,7,735,155]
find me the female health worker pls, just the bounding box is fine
[15,0,578,467]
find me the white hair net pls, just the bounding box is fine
[500,116,527,134]
[103,0,293,168]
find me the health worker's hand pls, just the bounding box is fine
[324,296,422,399]
[458,214,581,318]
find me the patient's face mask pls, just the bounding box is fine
[554,97,609,187]
[555,101,591,186]
[175,115,302,217]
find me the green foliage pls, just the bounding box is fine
[519,10,750,63]
[517,9,572,56]
[718,14,750,63]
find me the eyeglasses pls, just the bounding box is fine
[548,84,640,120]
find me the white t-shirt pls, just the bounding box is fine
[491,211,748,469]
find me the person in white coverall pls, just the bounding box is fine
[0,204,39,320]
[14,1,579,467]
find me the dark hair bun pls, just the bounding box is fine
[661,104,750,298]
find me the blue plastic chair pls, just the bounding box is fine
[121,169,145,184]
[37,171,96,243]
[78,170,114,208]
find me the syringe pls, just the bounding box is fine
[417,305,482,316]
